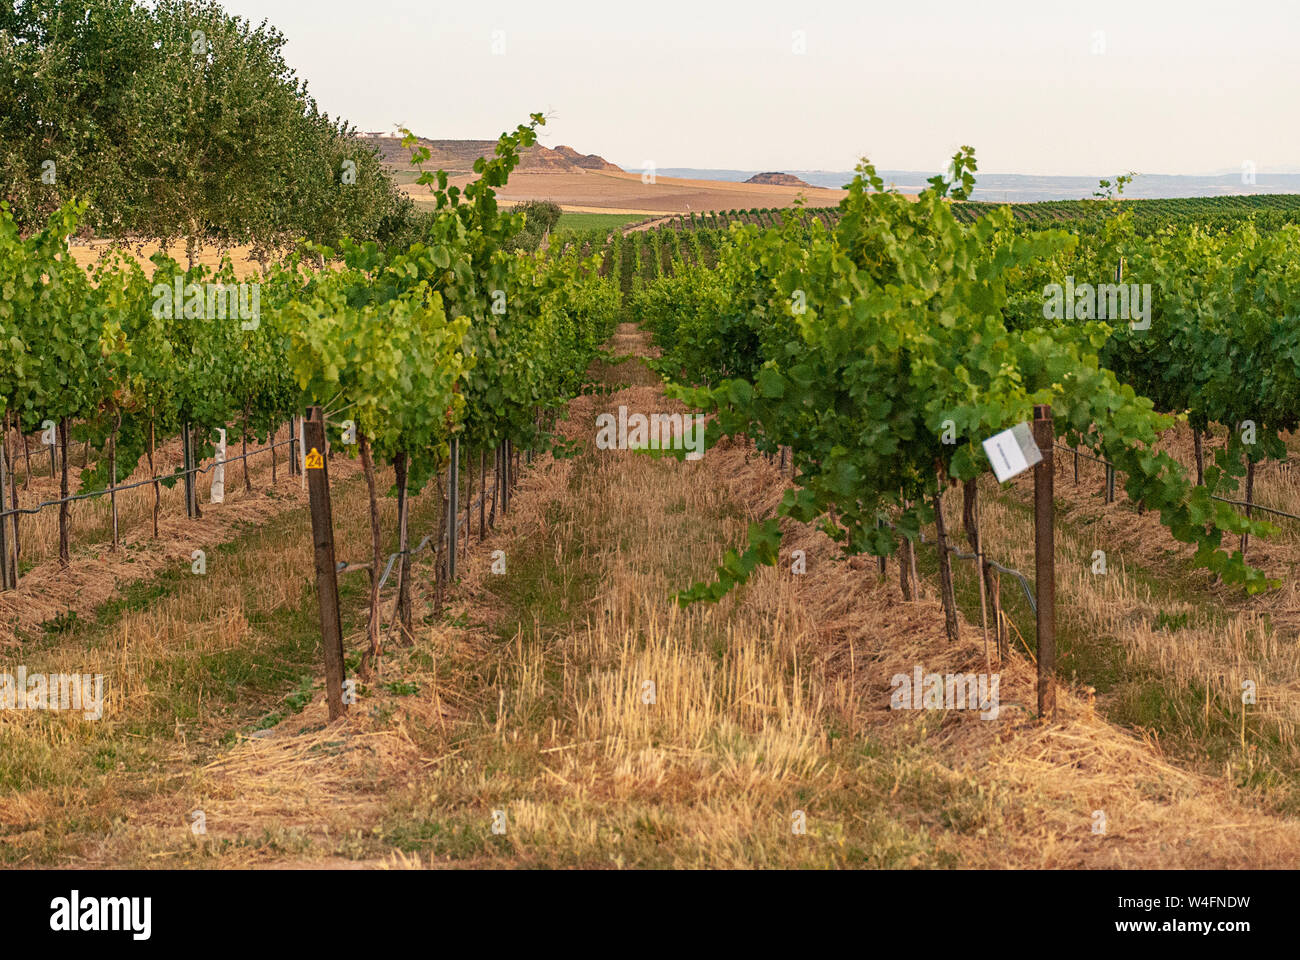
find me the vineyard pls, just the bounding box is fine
[610,151,1300,835]
[519,169,1300,621]
[0,116,618,659]
[4,0,1300,881]
[6,125,1300,872]
[595,191,1300,241]
[631,156,1285,594]
[951,191,1300,230]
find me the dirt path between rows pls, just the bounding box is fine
[622,216,676,234]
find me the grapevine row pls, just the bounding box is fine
[632,151,1276,628]
[0,115,619,667]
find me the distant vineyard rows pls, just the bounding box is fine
[559,193,1300,248]
[554,193,1300,309]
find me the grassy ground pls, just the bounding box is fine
[4,326,1299,867]
[554,212,644,233]
[0,458,453,865]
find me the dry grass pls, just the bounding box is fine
[0,442,452,865]
[67,239,269,277]
[0,425,357,643]
[970,428,1300,812]
[411,169,850,217]
[5,325,1299,867]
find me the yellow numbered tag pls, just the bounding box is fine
[305,447,324,470]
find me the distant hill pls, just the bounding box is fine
[744,172,811,187]
[358,134,623,176]
[553,145,623,172]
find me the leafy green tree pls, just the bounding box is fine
[0,0,413,253]
[508,200,562,251]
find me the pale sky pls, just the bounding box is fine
[221,0,1300,176]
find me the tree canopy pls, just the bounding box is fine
[0,0,419,250]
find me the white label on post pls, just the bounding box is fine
[211,428,226,503]
[982,422,1042,483]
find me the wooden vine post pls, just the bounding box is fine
[109,412,119,550]
[501,440,511,515]
[8,416,20,561]
[932,466,959,643]
[962,478,991,671]
[990,567,1007,664]
[181,422,196,518]
[303,406,347,720]
[447,437,460,582]
[1242,454,1256,556]
[57,418,70,566]
[1033,404,1057,722]
[0,443,12,590]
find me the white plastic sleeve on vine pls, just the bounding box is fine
[211,428,226,503]
[298,416,306,490]
[982,423,1042,483]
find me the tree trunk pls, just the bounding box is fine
[358,434,385,678]
[393,450,413,643]
[58,418,71,566]
[1193,427,1204,486]
[479,448,486,541]
[933,485,959,643]
[271,419,277,484]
